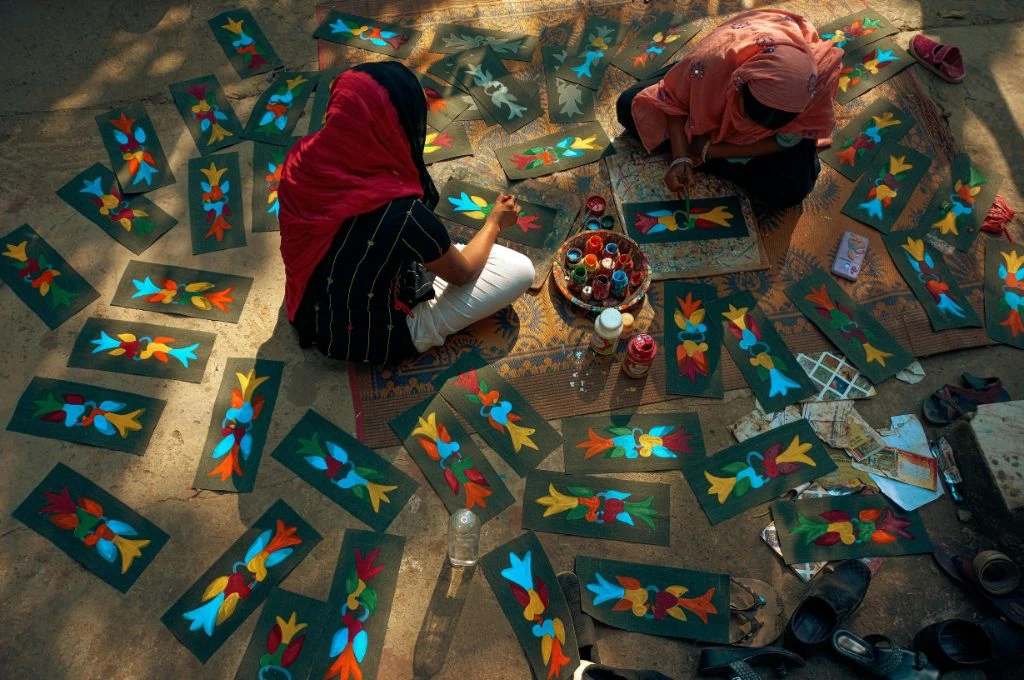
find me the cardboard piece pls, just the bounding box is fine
[576,555,729,643]
[918,153,1003,252]
[242,71,319,146]
[313,11,421,59]
[192,358,284,493]
[561,412,705,474]
[435,178,556,248]
[169,74,244,154]
[682,419,838,525]
[57,163,177,255]
[840,144,932,233]
[161,500,322,663]
[95,102,175,193]
[836,37,913,104]
[771,494,932,563]
[270,409,419,532]
[479,532,581,680]
[0,223,99,329]
[12,463,169,592]
[110,260,253,324]
[418,71,470,131]
[233,589,324,680]
[447,47,543,133]
[623,196,749,244]
[611,12,698,80]
[983,240,1024,350]
[555,16,628,90]
[522,470,671,545]
[542,45,597,124]
[390,395,514,524]
[816,9,898,52]
[664,281,725,398]
[424,124,474,165]
[252,139,300,233]
[786,268,916,383]
[716,291,815,411]
[819,99,914,180]
[188,152,247,254]
[428,23,537,61]
[67,317,216,384]
[8,376,165,455]
[495,122,611,180]
[207,8,282,78]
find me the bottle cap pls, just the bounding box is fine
[621,312,635,333]
[596,308,622,333]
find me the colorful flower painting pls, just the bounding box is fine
[722,303,804,398]
[899,237,969,318]
[314,11,421,58]
[792,507,915,546]
[834,111,903,170]
[425,130,455,155]
[198,161,235,242]
[451,367,537,453]
[256,75,309,135]
[412,412,493,510]
[509,135,601,171]
[536,483,659,529]
[496,122,610,179]
[674,292,711,383]
[803,285,895,366]
[220,15,274,72]
[586,572,717,623]
[324,548,384,680]
[107,112,160,188]
[703,435,818,504]
[447,191,543,234]
[839,47,901,93]
[90,329,199,368]
[329,18,409,51]
[78,175,155,234]
[858,154,915,220]
[33,391,144,438]
[577,424,692,461]
[184,83,234,147]
[623,196,750,244]
[131,276,235,313]
[821,16,883,48]
[206,369,272,483]
[992,247,1024,339]
[297,432,398,512]
[930,165,988,237]
[501,550,572,679]
[260,611,308,677]
[3,240,78,309]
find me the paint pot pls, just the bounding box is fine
[600,215,616,230]
[585,235,604,256]
[580,285,593,301]
[620,312,635,338]
[582,253,600,273]
[603,242,619,259]
[592,274,611,301]
[591,308,623,355]
[599,257,615,276]
[617,254,633,274]
[622,334,658,378]
[570,265,588,291]
[583,219,602,231]
[611,269,629,298]
[629,270,645,289]
[586,195,607,217]
[565,247,583,267]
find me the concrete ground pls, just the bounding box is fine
[1,1,1023,678]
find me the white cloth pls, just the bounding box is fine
[406,243,535,352]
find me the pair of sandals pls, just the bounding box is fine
[921,372,1011,425]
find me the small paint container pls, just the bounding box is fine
[620,312,635,338]
[580,285,593,301]
[571,265,588,291]
[600,215,616,230]
[583,219,602,231]
[617,254,633,274]
[603,242,619,259]
[629,270,645,288]
[611,269,629,298]
[582,253,600,273]
[565,247,583,268]
[599,257,615,276]
[585,195,607,217]
[585,235,604,256]
[622,334,658,379]
[591,274,611,301]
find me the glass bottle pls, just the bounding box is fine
[448,509,480,567]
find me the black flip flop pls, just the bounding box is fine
[912,619,992,670]
[698,646,804,678]
[832,630,939,679]
[729,577,784,647]
[784,559,872,653]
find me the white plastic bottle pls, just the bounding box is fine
[591,308,623,356]
[448,509,480,566]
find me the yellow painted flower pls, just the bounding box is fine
[721,304,749,329]
[200,162,228,186]
[536,483,580,517]
[704,471,737,504]
[112,535,151,573]
[523,588,545,621]
[620,585,650,616]
[873,184,898,202]
[838,75,851,92]
[889,155,913,175]
[506,420,538,452]
[826,521,856,544]
[931,210,959,236]
[674,306,705,328]
[872,112,901,129]
[863,57,881,74]
[900,237,925,261]
[191,99,212,114]
[570,136,599,151]
[207,123,233,146]
[1002,250,1024,275]
[286,75,308,91]
[697,205,734,227]
[366,482,399,513]
[775,436,816,467]
[863,343,895,365]
[103,408,145,438]
[3,241,28,262]
[276,612,307,643]
[221,17,245,34]
[411,412,440,441]
[749,351,776,370]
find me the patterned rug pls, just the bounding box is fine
[318,0,1003,448]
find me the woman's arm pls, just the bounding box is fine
[707,137,784,160]
[664,115,695,192]
[424,194,520,286]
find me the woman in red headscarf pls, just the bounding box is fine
[278,62,535,365]
[616,9,843,209]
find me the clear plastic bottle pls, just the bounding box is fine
[448,509,480,566]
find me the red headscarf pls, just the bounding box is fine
[278,68,426,321]
[631,9,843,151]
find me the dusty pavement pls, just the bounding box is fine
[1,1,1023,679]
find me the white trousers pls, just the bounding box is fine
[406,243,536,352]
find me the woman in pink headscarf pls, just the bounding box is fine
[617,9,843,209]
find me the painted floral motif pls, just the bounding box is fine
[39,486,150,574]
[536,483,658,529]
[722,304,803,397]
[931,165,988,236]
[33,392,144,438]
[79,175,154,234]
[185,84,234,146]
[673,293,711,382]
[792,507,914,546]
[262,148,287,220]
[996,250,1024,336]
[465,63,528,120]
[91,330,200,367]
[256,75,308,135]
[220,16,271,71]
[634,205,734,235]
[329,18,409,51]
[412,412,493,510]
[198,161,234,242]
[447,192,542,234]
[899,237,968,318]
[631,23,687,69]
[424,130,455,155]
[183,520,302,635]
[586,572,717,623]
[2,241,78,308]
[452,369,537,452]
[858,154,914,219]
[821,17,883,49]
[501,550,571,679]
[132,276,235,313]
[803,285,895,365]
[839,47,900,94]
[207,369,269,482]
[325,548,384,680]
[422,85,450,114]
[260,611,308,678]
[567,25,615,79]
[108,112,159,187]
[577,424,692,461]
[703,435,817,504]
[441,32,524,55]
[509,135,600,171]
[549,49,586,118]
[834,111,902,169]
[297,432,398,512]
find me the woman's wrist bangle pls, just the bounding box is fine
[701,139,713,164]
[669,157,693,171]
